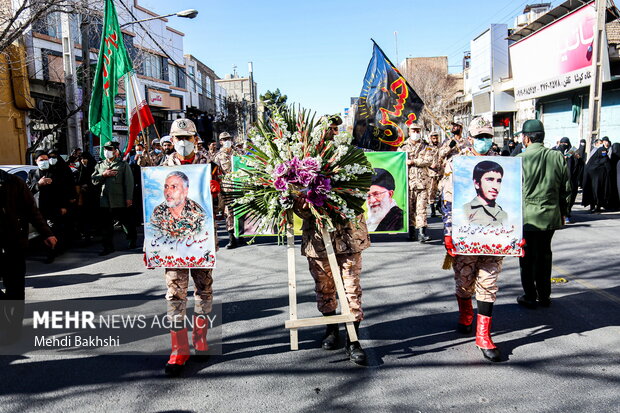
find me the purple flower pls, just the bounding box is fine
[297,169,318,187]
[301,157,320,172]
[312,176,332,193]
[288,156,301,170]
[274,177,288,191]
[307,190,327,207]
[273,162,288,177]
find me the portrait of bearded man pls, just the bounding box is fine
[366,168,404,232]
[150,170,206,239]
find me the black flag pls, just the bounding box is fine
[353,41,424,151]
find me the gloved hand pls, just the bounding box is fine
[517,238,526,257]
[210,179,221,195]
[449,140,457,149]
[444,235,457,257]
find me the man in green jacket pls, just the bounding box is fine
[92,141,136,256]
[516,119,571,308]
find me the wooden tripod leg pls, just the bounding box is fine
[286,211,299,350]
[320,227,358,343]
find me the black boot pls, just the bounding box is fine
[226,231,238,249]
[321,323,340,350]
[430,203,437,218]
[407,225,417,241]
[345,321,367,366]
[418,227,431,243]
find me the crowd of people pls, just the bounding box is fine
[1,115,619,374]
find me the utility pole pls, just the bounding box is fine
[248,61,255,125]
[586,0,607,156]
[80,0,91,150]
[61,11,81,153]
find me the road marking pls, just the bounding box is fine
[553,265,620,306]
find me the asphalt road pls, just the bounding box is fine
[1,204,619,413]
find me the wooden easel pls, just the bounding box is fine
[284,211,358,350]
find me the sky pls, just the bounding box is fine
[140,0,565,116]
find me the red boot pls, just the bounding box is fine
[165,329,190,376]
[475,314,501,362]
[456,295,474,334]
[192,315,209,358]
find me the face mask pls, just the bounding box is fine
[104,150,115,159]
[135,151,143,155]
[174,140,195,157]
[409,132,421,141]
[154,149,161,154]
[222,140,232,148]
[37,160,50,170]
[473,138,493,154]
[49,157,58,166]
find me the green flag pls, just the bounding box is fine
[89,0,133,151]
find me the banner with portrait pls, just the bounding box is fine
[233,152,408,236]
[452,156,523,256]
[142,164,217,268]
[364,151,408,233]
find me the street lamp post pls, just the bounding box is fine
[120,9,198,28]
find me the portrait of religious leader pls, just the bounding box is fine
[463,160,508,226]
[366,168,404,232]
[150,170,206,239]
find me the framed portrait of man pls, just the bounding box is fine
[452,156,523,256]
[364,151,408,233]
[142,164,217,268]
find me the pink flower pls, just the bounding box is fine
[274,177,288,191]
[301,157,320,172]
[273,162,288,177]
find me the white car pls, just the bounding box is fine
[1,164,41,239]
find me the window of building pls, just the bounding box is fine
[205,77,213,99]
[142,53,162,79]
[169,64,178,87]
[46,12,62,38]
[188,65,195,92]
[196,71,203,94]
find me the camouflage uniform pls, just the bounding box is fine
[299,213,370,321]
[399,139,435,227]
[426,142,441,205]
[442,145,503,303]
[161,152,216,320]
[214,148,235,231]
[149,149,164,166]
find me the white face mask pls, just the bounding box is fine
[409,132,421,141]
[222,140,232,148]
[104,150,115,159]
[49,157,58,166]
[174,140,195,157]
[37,160,50,170]
[135,151,143,155]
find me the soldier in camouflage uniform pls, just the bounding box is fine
[160,118,220,377]
[427,131,442,218]
[214,132,238,249]
[442,116,503,363]
[399,123,434,242]
[295,115,370,366]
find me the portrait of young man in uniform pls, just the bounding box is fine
[462,160,507,227]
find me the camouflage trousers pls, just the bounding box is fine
[453,255,504,302]
[408,187,428,227]
[224,205,234,232]
[307,253,364,321]
[165,268,213,321]
[427,177,440,205]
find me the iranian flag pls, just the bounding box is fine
[124,71,155,156]
[88,0,133,154]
